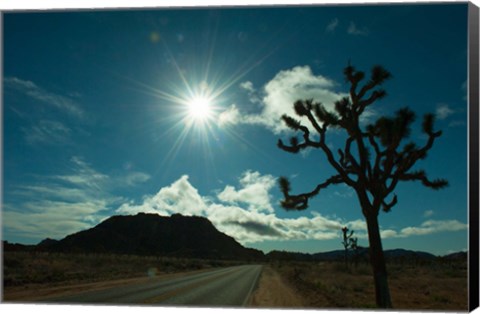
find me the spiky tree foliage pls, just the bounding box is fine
[277,65,448,308]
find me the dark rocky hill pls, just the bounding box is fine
[37,213,264,260]
[2,240,34,252]
[442,251,467,260]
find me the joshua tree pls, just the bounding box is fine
[277,64,448,308]
[349,236,360,268]
[341,226,355,268]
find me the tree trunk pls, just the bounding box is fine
[365,212,393,308]
[344,248,348,269]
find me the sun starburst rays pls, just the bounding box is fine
[108,31,282,180]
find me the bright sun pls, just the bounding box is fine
[187,96,213,121]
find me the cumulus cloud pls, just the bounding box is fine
[218,104,241,126]
[240,80,262,104]
[240,81,255,93]
[226,220,283,237]
[117,175,208,217]
[115,172,348,244]
[217,170,276,213]
[112,171,467,246]
[220,66,346,134]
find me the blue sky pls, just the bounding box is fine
[2,3,469,255]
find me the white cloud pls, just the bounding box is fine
[3,156,148,241]
[113,172,467,247]
[373,219,468,239]
[220,66,346,134]
[347,22,369,36]
[380,229,399,238]
[117,175,208,217]
[3,200,108,240]
[423,210,434,218]
[123,172,152,186]
[217,170,276,213]
[55,156,110,191]
[218,104,241,126]
[346,219,367,232]
[4,77,84,118]
[3,193,112,242]
[240,81,255,93]
[436,103,454,120]
[23,120,71,145]
[398,219,467,237]
[5,154,467,246]
[115,172,347,244]
[239,80,261,104]
[326,18,339,32]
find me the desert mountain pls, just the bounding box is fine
[38,213,264,260]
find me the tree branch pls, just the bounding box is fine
[279,175,344,210]
[397,170,448,190]
[381,194,397,212]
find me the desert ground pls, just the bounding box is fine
[3,251,468,310]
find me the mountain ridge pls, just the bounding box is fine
[31,213,264,260]
[2,213,466,261]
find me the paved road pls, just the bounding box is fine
[40,265,262,307]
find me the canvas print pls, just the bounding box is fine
[1,2,478,311]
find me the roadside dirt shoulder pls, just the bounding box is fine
[249,265,304,308]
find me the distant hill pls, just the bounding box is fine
[266,250,314,262]
[312,247,369,261]
[27,213,264,261]
[267,247,450,263]
[383,248,436,261]
[36,237,59,249]
[442,251,468,260]
[2,241,35,252]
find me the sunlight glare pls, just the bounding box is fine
[187,96,213,121]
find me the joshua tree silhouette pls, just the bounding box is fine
[277,64,448,308]
[341,226,355,269]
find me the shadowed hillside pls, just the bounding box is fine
[33,213,264,261]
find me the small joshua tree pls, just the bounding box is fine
[349,236,360,268]
[277,64,448,308]
[341,226,355,269]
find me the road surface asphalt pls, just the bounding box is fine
[38,264,263,307]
